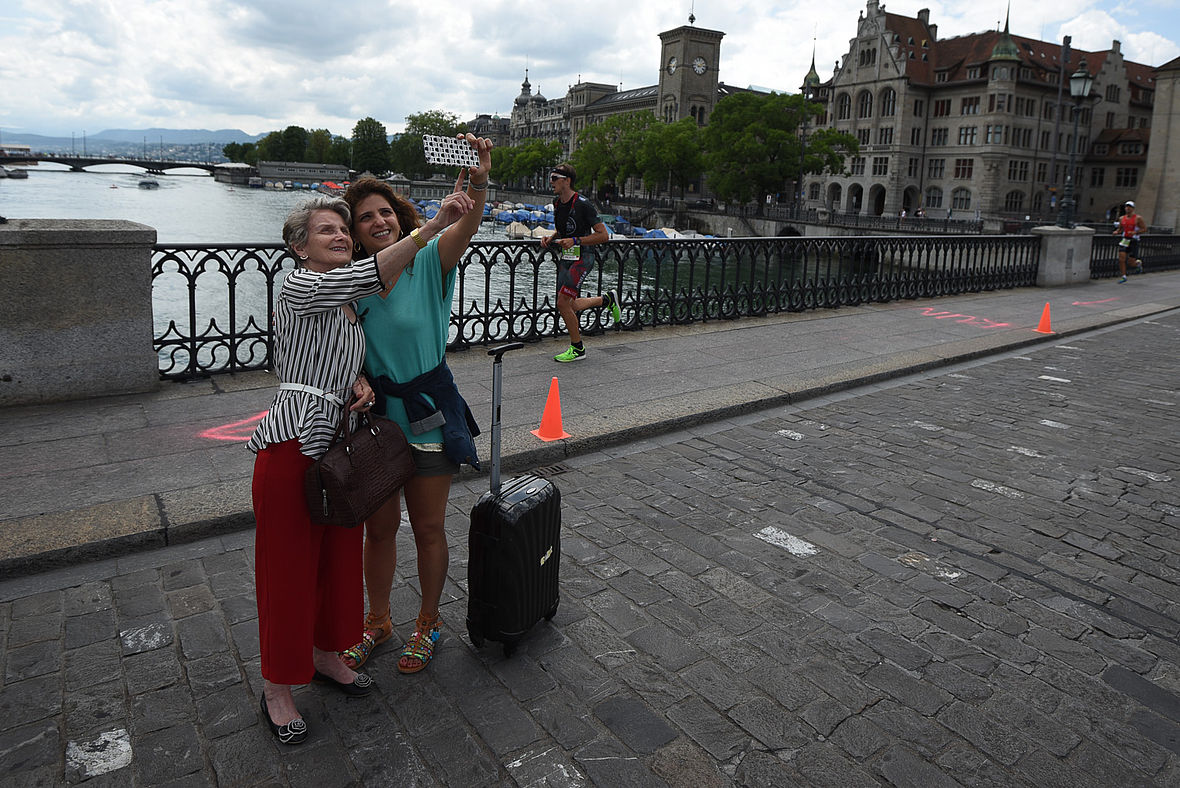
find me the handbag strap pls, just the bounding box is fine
[329,394,370,447]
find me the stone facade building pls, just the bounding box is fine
[499,23,752,158]
[466,113,511,151]
[807,1,1158,224]
[1138,55,1180,231]
[472,4,1171,226]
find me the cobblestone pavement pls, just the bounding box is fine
[2,312,1178,786]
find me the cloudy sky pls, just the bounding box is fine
[2,0,1177,139]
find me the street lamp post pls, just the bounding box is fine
[798,86,814,218]
[1056,59,1094,228]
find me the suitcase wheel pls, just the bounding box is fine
[467,625,484,648]
[544,601,559,621]
[502,640,517,658]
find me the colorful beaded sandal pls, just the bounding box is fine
[398,613,442,674]
[341,611,393,670]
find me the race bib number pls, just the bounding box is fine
[561,245,581,261]
[1119,238,1131,248]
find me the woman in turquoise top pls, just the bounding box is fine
[341,133,492,675]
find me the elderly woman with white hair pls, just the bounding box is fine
[246,180,474,745]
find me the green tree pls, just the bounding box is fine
[490,145,517,184]
[389,110,465,178]
[254,131,283,163]
[327,135,351,167]
[278,125,310,162]
[512,138,563,187]
[305,129,333,163]
[800,126,858,179]
[222,141,258,164]
[572,110,657,196]
[638,118,703,198]
[703,92,856,206]
[352,117,391,175]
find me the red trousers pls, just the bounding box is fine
[252,440,363,685]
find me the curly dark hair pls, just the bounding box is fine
[342,177,422,259]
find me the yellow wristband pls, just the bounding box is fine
[409,228,427,250]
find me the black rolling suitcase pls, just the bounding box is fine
[466,343,561,656]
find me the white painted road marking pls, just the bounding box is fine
[66,729,132,778]
[971,479,1026,499]
[755,526,819,557]
[1118,467,1173,483]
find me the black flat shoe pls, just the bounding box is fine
[312,669,374,697]
[260,695,308,745]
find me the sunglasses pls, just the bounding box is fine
[549,174,568,181]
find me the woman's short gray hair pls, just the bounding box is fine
[282,196,352,252]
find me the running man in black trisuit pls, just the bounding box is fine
[540,162,620,361]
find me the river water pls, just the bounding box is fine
[0,165,511,243]
[0,165,562,372]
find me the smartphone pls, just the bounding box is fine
[422,135,480,168]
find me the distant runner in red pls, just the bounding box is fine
[1113,200,1146,283]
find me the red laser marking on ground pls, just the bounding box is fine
[1071,298,1119,306]
[917,307,1010,329]
[199,411,268,442]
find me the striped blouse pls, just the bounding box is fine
[246,258,384,458]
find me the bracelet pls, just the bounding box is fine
[409,228,427,249]
[469,180,488,192]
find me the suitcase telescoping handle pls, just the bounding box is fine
[487,342,524,494]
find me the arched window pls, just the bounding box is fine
[880,88,897,117]
[925,186,944,208]
[1004,190,1024,211]
[951,187,972,210]
[837,93,852,120]
[857,90,873,119]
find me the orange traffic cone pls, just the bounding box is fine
[531,377,571,441]
[1034,302,1054,334]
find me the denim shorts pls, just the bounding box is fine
[411,444,459,477]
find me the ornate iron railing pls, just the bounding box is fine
[152,235,1040,379]
[1090,234,1180,279]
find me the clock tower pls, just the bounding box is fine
[657,23,724,125]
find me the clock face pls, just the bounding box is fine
[667,57,678,75]
[692,57,707,75]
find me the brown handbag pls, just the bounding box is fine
[304,400,416,527]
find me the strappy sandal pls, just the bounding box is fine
[340,611,393,670]
[398,613,442,674]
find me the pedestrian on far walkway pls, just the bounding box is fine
[1114,200,1146,283]
[540,162,620,362]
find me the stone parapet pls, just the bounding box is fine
[1030,225,1095,286]
[0,219,159,406]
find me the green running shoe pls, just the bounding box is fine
[554,345,586,362]
[604,289,621,323]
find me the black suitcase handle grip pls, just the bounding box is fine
[488,342,524,362]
